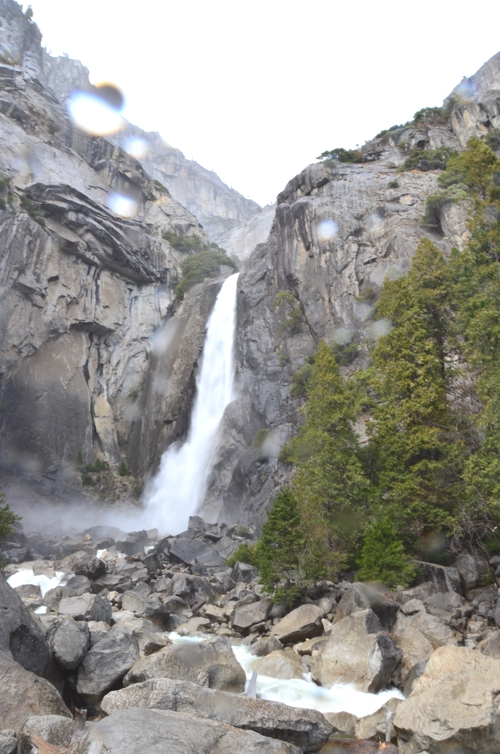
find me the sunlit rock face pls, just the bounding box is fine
[0,1,212,489]
[202,51,500,528]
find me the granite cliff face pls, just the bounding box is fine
[0,0,225,497]
[202,51,500,527]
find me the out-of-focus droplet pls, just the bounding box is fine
[354,302,373,322]
[67,83,125,136]
[317,219,338,241]
[333,326,352,345]
[366,318,393,340]
[106,191,138,218]
[123,135,150,159]
[385,264,403,280]
[12,147,36,178]
[366,214,384,234]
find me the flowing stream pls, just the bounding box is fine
[141,273,239,535]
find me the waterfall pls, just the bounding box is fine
[141,273,239,535]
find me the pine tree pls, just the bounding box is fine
[0,491,20,566]
[357,515,416,588]
[254,487,304,603]
[284,340,369,578]
[367,238,465,546]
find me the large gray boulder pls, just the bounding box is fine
[311,609,401,692]
[0,574,50,676]
[76,626,139,704]
[231,597,272,631]
[124,635,246,693]
[74,708,300,754]
[391,612,433,685]
[334,583,400,631]
[0,650,71,732]
[453,552,490,591]
[0,731,17,754]
[169,538,226,568]
[49,617,89,670]
[271,604,324,643]
[394,646,500,753]
[101,677,331,752]
[252,649,305,680]
[58,593,112,623]
[22,715,74,747]
[170,573,217,606]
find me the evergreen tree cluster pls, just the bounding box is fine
[251,137,500,601]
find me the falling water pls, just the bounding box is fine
[141,273,239,535]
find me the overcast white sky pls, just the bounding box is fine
[26,0,500,206]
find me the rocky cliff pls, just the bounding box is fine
[202,51,500,527]
[0,0,226,498]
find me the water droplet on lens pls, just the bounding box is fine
[317,219,338,241]
[123,135,150,159]
[67,82,125,136]
[106,191,138,218]
[333,327,352,345]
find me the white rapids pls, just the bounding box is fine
[6,568,66,597]
[168,632,403,718]
[141,273,239,535]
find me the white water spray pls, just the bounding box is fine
[141,273,239,535]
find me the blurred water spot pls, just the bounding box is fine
[106,191,138,218]
[385,264,404,281]
[317,219,338,241]
[365,214,384,234]
[366,318,393,340]
[67,83,125,136]
[12,147,36,179]
[260,430,281,459]
[150,319,179,357]
[123,135,150,159]
[333,327,352,345]
[353,302,373,322]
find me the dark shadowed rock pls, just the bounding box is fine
[0,731,17,754]
[170,573,217,606]
[0,574,50,676]
[334,583,399,632]
[0,650,71,732]
[169,538,226,567]
[101,677,331,752]
[49,617,89,670]
[74,708,301,754]
[63,575,92,595]
[73,556,106,580]
[124,635,246,692]
[76,626,139,704]
[231,561,258,584]
[453,552,491,592]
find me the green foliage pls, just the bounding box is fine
[422,184,469,229]
[85,458,109,473]
[253,488,304,603]
[0,490,21,562]
[399,146,456,173]
[20,195,45,227]
[483,128,500,152]
[317,148,364,164]
[412,106,446,125]
[24,5,34,20]
[332,341,359,366]
[76,450,83,467]
[387,180,399,189]
[81,473,95,486]
[118,460,130,477]
[290,361,313,397]
[357,515,416,588]
[274,292,304,336]
[226,542,258,568]
[175,248,236,300]
[253,429,269,449]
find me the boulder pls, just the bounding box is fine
[76,626,139,704]
[87,620,110,647]
[101,677,331,751]
[0,574,51,676]
[119,591,172,628]
[334,583,399,631]
[325,711,358,737]
[414,561,462,595]
[43,586,76,612]
[170,573,217,606]
[22,715,74,747]
[204,604,226,622]
[74,708,301,754]
[73,556,106,580]
[249,636,283,656]
[394,645,500,753]
[392,612,433,685]
[231,561,258,584]
[231,597,272,631]
[58,593,112,623]
[0,732,17,754]
[354,697,401,743]
[271,604,324,643]
[49,617,89,670]
[252,649,305,680]
[63,575,92,595]
[477,630,500,659]
[123,635,246,693]
[311,609,401,692]
[169,538,225,568]
[0,650,71,732]
[453,552,490,591]
[401,603,460,648]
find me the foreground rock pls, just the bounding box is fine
[76,627,139,704]
[49,617,89,670]
[101,677,332,752]
[394,645,500,753]
[22,715,75,747]
[311,610,400,692]
[123,635,246,693]
[74,708,301,754]
[271,604,324,643]
[0,650,71,731]
[0,575,50,676]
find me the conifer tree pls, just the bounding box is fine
[285,340,369,578]
[357,515,416,588]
